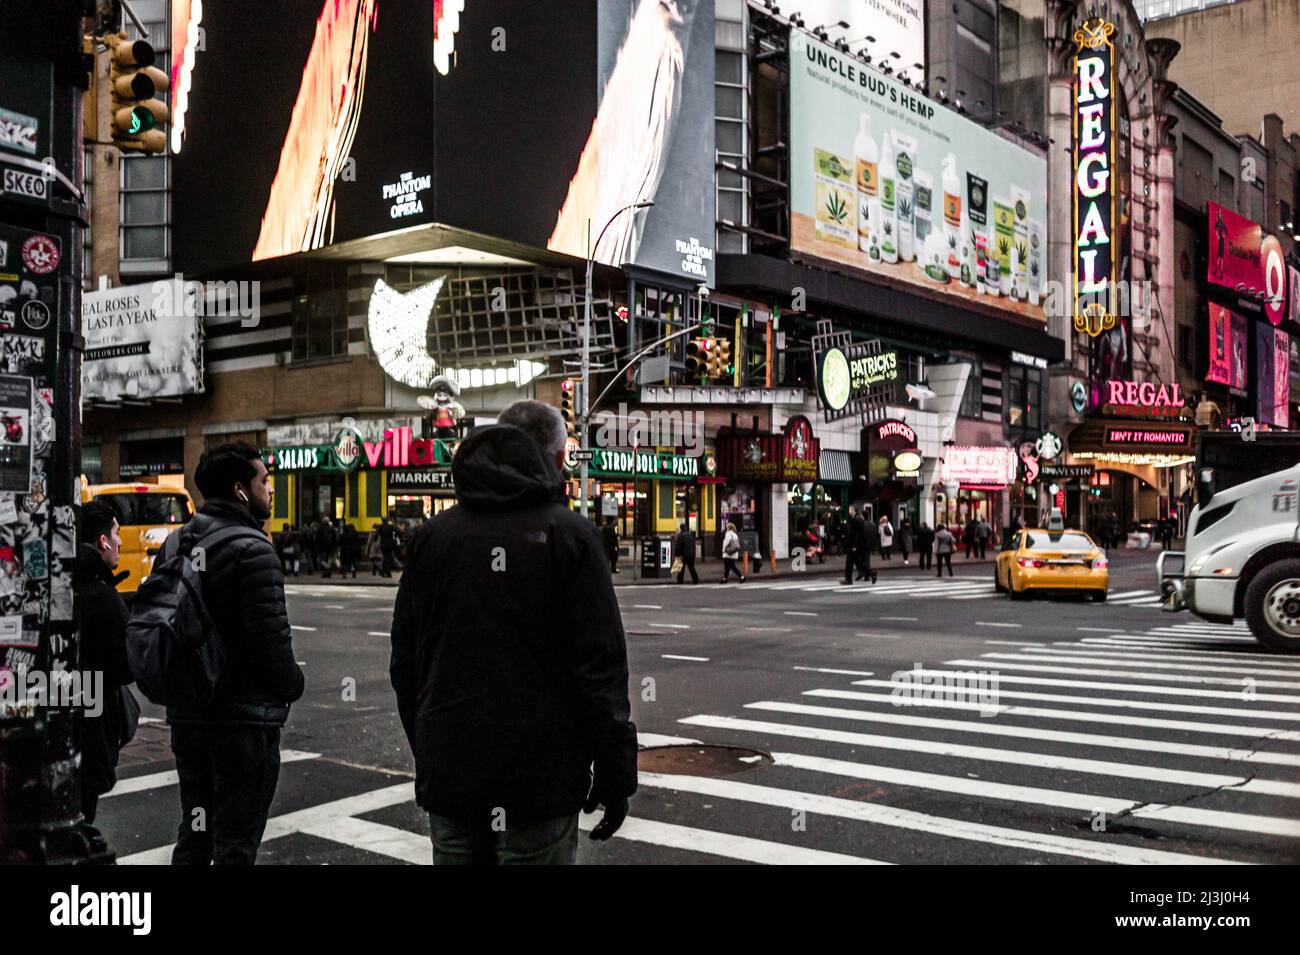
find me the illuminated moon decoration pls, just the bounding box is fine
[368,277,445,388]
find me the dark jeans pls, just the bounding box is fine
[977,539,988,559]
[428,812,578,865]
[843,549,870,582]
[919,549,932,570]
[936,552,954,577]
[608,549,619,573]
[171,724,281,866]
[381,546,397,577]
[677,557,698,584]
[722,557,744,580]
[881,545,892,560]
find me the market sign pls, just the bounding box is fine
[1100,379,1186,419]
[386,468,453,492]
[589,448,699,481]
[1104,426,1192,448]
[1072,18,1117,338]
[939,445,1017,487]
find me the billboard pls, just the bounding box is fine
[1255,324,1290,428]
[1206,201,1286,325]
[788,31,1047,323]
[786,0,926,81]
[1206,303,1248,393]
[173,0,715,284]
[81,280,204,401]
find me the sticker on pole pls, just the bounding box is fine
[20,234,59,275]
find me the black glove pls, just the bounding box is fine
[583,790,629,841]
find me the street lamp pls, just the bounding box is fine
[582,200,653,523]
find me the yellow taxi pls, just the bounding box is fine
[995,524,1109,602]
[81,481,195,594]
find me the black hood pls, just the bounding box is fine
[452,425,563,511]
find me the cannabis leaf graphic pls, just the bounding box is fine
[997,236,1010,257]
[1016,241,1028,263]
[826,192,849,224]
[899,197,913,219]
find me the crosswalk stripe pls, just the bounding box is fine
[678,714,1300,796]
[979,650,1300,678]
[847,675,1300,712]
[1079,637,1291,657]
[889,667,1300,702]
[1146,629,1255,641]
[946,657,1300,690]
[638,733,701,747]
[300,816,432,865]
[1040,644,1300,668]
[793,666,876,676]
[636,771,1239,865]
[745,701,1300,766]
[804,688,1300,738]
[1109,590,1152,599]
[578,812,887,864]
[105,750,320,799]
[773,752,1300,839]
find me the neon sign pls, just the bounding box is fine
[1072,18,1117,338]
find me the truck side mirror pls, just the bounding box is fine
[1196,468,1215,509]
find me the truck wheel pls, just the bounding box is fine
[1245,560,1300,654]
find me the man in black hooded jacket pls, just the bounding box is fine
[166,442,305,865]
[390,400,637,864]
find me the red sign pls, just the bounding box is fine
[1262,235,1286,325]
[719,416,820,483]
[874,419,917,445]
[1206,303,1249,392]
[1207,202,1262,295]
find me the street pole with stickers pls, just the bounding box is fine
[0,0,112,863]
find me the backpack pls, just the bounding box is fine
[126,523,265,706]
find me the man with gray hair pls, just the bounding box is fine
[390,400,637,864]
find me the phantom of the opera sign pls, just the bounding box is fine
[1072,18,1117,339]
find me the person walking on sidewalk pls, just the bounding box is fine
[77,501,138,825]
[318,517,339,578]
[934,523,956,577]
[842,506,865,584]
[674,522,699,584]
[600,517,620,574]
[378,517,399,578]
[976,517,991,559]
[721,522,745,583]
[278,523,300,577]
[897,516,912,564]
[963,518,978,559]
[340,523,361,578]
[365,524,383,575]
[390,401,636,864]
[862,514,880,582]
[915,521,934,571]
[167,443,306,865]
[878,515,894,560]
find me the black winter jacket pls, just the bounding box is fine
[77,544,136,796]
[390,424,637,821]
[846,514,867,551]
[165,500,305,726]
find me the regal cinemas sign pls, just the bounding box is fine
[1072,18,1117,338]
[1101,380,1186,419]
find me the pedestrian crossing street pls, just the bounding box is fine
[623,575,1165,606]
[101,618,1299,865]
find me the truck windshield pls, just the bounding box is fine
[97,493,192,527]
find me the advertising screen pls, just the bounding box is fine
[788,31,1047,324]
[1255,324,1290,427]
[173,0,715,285]
[1205,201,1285,326]
[81,280,205,401]
[1206,303,1249,392]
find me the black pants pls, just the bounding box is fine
[722,557,743,580]
[977,539,987,559]
[936,552,954,577]
[381,546,396,577]
[81,788,100,825]
[171,724,282,866]
[844,549,870,582]
[608,548,619,573]
[919,549,932,570]
[677,558,698,584]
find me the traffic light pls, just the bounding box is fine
[710,337,732,379]
[105,32,169,153]
[686,337,711,378]
[559,378,577,437]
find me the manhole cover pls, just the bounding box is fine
[637,744,773,777]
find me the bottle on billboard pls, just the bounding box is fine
[993,194,1014,296]
[942,153,961,279]
[913,169,933,273]
[855,113,878,254]
[879,136,898,264]
[1028,219,1044,306]
[966,172,989,294]
[891,130,918,264]
[1012,185,1031,301]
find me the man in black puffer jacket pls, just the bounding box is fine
[167,442,305,865]
[390,401,637,865]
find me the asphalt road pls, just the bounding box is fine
[96,549,1300,865]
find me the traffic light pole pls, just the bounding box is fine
[580,201,652,523]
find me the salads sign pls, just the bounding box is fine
[1072,18,1117,339]
[788,30,1047,324]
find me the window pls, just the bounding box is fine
[96,493,192,526]
[959,360,983,418]
[118,21,170,267]
[291,272,349,360]
[715,48,748,255]
[1178,323,1194,368]
[1005,365,1041,434]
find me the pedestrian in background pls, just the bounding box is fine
[674,522,698,584]
[277,523,300,576]
[842,506,865,584]
[934,523,956,578]
[897,517,913,565]
[78,500,139,825]
[976,517,991,558]
[916,521,934,571]
[318,517,339,578]
[862,513,880,582]
[378,517,399,578]
[963,518,978,559]
[600,517,620,574]
[390,401,635,864]
[167,443,305,865]
[878,515,894,560]
[721,522,745,583]
[1160,517,1174,550]
[340,522,361,578]
[365,524,383,575]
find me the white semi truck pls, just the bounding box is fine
[1157,433,1300,652]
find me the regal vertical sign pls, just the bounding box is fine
[1073,18,1117,339]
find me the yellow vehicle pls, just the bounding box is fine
[995,527,1109,602]
[80,481,195,594]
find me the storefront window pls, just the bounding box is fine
[1005,365,1042,435]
